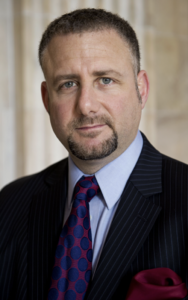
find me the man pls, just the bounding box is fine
[0,8,188,300]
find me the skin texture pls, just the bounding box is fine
[41,29,149,174]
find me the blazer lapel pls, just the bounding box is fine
[86,134,163,300]
[28,159,68,300]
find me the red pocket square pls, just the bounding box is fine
[126,268,188,300]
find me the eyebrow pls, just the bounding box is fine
[92,69,123,78]
[53,69,123,87]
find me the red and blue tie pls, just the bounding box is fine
[48,175,99,300]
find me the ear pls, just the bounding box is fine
[41,81,50,113]
[137,70,149,109]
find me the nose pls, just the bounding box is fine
[76,84,100,116]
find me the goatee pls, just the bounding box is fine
[67,116,118,160]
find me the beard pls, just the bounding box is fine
[67,115,118,160]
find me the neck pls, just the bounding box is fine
[69,149,124,174]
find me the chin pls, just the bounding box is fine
[68,131,118,161]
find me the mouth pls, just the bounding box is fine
[76,124,106,131]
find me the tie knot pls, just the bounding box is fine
[73,175,99,203]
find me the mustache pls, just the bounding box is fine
[68,115,114,130]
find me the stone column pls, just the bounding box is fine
[13,0,68,180]
[0,0,16,188]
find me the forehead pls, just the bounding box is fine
[42,29,133,75]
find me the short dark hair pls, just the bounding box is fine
[39,8,140,74]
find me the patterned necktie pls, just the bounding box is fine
[48,175,99,300]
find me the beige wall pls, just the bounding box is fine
[0,0,188,189]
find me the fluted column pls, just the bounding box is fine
[13,0,69,179]
[0,0,16,188]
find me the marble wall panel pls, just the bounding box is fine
[140,0,188,162]
[154,35,181,111]
[156,112,188,164]
[173,0,188,36]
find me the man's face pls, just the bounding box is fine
[41,30,148,169]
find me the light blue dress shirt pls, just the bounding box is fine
[64,131,143,277]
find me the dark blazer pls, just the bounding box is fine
[0,133,188,300]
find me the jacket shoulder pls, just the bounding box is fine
[0,158,68,253]
[0,158,68,200]
[162,153,188,174]
[161,154,188,193]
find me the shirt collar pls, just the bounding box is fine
[68,131,143,210]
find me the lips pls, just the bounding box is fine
[76,124,106,130]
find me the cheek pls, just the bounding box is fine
[49,104,71,148]
[109,95,141,130]
[107,96,129,121]
[50,101,73,127]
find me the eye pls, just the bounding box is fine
[100,78,113,85]
[63,81,76,88]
